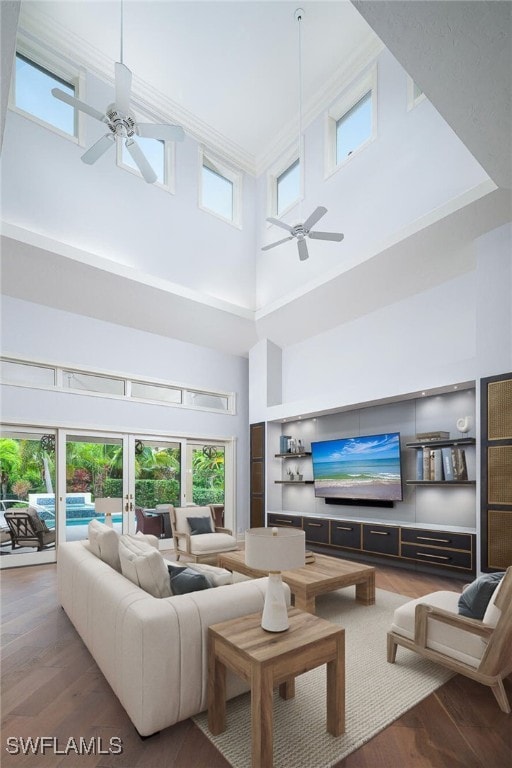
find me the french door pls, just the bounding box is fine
[1,425,233,568]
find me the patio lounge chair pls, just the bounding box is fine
[4,507,56,551]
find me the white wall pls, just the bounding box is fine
[251,223,511,422]
[256,48,489,308]
[0,296,251,532]
[1,70,257,311]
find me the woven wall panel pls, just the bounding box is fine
[488,378,512,440]
[487,510,512,569]
[487,446,512,504]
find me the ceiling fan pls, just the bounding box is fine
[262,9,344,261]
[264,206,344,261]
[52,2,184,183]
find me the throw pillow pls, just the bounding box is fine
[187,516,213,535]
[167,564,212,595]
[118,537,172,598]
[88,519,121,571]
[187,561,233,587]
[458,572,505,620]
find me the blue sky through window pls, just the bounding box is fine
[336,91,372,163]
[202,164,233,221]
[15,54,75,136]
[277,159,300,216]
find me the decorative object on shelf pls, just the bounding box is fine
[297,439,304,453]
[52,0,184,183]
[261,8,344,262]
[287,469,295,481]
[416,431,450,441]
[456,416,471,434]
[245,526,305,632]
[295,467,303,481]
[280,435,292,454]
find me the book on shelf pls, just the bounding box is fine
[452,447,468,480]
[416,449,424,480]
[441,447,454,480]
[416,431,450,442]
[433,449,443,481]
[279,435,291,454]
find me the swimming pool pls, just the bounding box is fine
[66,514,123,527]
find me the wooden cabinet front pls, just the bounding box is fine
[267,513,302,528]
[302,517,329,544]
[362,524,400,556]
[330,521,361,550]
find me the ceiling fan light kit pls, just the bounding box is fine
[52,2,184,183]
[262,8,344,261]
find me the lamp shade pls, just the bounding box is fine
[245,527,305,572]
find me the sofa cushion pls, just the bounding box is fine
[188,532,238,555]
[174,506,212,534]
[391,590,486,668]
[187,516,213,535]
[88,519,121,571]
[167,564,212,595]
[187,562,233,587]
[458,572,505,620]
[119,536,171,598]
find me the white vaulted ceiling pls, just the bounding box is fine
[1,1,511,356]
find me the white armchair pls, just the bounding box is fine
[387,567,512,713]
[169,505,238,562]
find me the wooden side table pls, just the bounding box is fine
[208,608,345,768]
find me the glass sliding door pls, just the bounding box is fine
[64,433,124,540]
[0,427,57,565]
[186,443,225,506]
[130,437,181,540]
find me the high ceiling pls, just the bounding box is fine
[2,1,511,357]
[19,0,379,173]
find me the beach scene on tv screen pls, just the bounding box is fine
[312,433,402,500]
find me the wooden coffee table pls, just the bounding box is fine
[218,550,375,614]
[208,607,345,768]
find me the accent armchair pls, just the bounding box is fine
[387,566,512,713]
[4,507,56,551]
[169,505,238,562]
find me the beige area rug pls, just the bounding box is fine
[193,587,453,768]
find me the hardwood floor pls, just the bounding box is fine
[1,560,510,767]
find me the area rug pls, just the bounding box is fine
[193,587,453,768]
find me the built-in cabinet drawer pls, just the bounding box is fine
[401,543,473,570]
[302,517,329,544]
[362,524,400,556]
[330,521,361,549]
[267,513,302,528]
[400,528,473,552]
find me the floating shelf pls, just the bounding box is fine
[275,452,312,458]
[406,480,476,486]
[406,438,476,449]
[275,480,314,485]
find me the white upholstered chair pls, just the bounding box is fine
[169,505,238,562]
[387,566,512,713]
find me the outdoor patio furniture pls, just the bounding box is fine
[4,507,56,551]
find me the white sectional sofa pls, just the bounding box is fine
[57,538,280,736]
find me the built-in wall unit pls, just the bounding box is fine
[264,386,478,577]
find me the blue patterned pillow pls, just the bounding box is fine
[458,572,505,620]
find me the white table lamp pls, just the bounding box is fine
[245,526,305,632]
[94,497,121,528]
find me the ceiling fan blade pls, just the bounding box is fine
[137,123,185,142]
[266,217,294,233]
[115,62,132,114]
[81,134,115,165]
[261,236,294,251]
[51,88,106,123]
[125,139,157,183]
[303,206,328,231]
[297,238,309,261]
[309,231,345,242]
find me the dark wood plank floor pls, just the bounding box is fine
[1,560,511,768]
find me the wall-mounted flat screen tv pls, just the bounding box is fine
[311,432,403,502]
